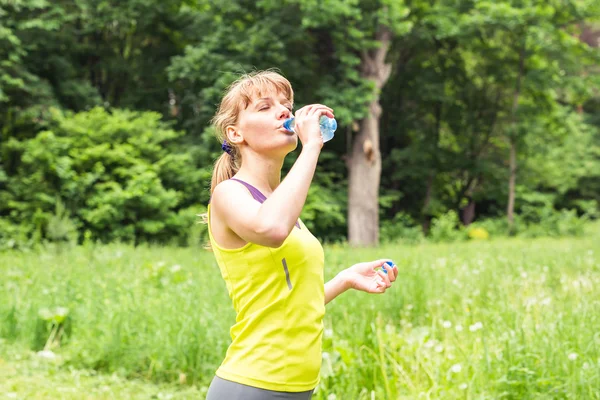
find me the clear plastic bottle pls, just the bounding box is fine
[282,116,337,143]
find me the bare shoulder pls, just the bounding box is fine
[211,179,255,213]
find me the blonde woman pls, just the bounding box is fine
[205,70,398,400]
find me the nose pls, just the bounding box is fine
[277,105,291,120]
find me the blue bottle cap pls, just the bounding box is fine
[382,260,394,274]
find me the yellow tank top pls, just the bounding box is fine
[207,179,325,392]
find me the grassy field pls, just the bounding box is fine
[1,226,599,399]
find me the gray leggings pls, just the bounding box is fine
[206,376,314,400]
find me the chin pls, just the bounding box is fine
[264,134,297,157]
[286,136,299,152]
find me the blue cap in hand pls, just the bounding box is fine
[382,260,394,274]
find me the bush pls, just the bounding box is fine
[429,210,464,242]
[519,207,588,238]
[467,226,490,240]
[380,212,424,244]
[0,218,33,251]
[467,217,512,238]
[4,107,206,246]
[301,172,347,243]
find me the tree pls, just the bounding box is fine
[460,0,600,232]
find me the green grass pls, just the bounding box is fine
[1,228,599,399]
[0,341,205,399]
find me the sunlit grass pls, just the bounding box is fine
[0,341,205,399]
[1,226,599,399]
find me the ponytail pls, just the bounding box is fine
[211,151,239,194]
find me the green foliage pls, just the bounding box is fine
[380,212,425,244]
[0,217,32,251]
[301,171,347,242]
[1,0,600,245]
[429,210,464,242]
[46,200,78,246]
[466,218,511,238]
[519,205,589,238]
[4,107,204,245]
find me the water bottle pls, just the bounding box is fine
[283,116,337,143]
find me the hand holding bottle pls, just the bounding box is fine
[285,104,336,148]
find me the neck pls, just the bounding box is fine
[235,149,285,195]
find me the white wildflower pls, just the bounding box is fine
[540,297,551,306]
[459,383,468,390]
[450,364,462,373]
[455,325,463,332]
[469,322,483,332]
[37,350,56,360]
[568,353,578,361]
[442,320,452,329]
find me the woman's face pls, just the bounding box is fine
[232,90,297,157]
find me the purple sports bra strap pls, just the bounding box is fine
[229,178,267,203]
[229,178,301,229]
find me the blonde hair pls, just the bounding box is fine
[209,69,294,194]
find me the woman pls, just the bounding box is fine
[205,70,398,400]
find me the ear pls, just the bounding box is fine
[226,125,244,145]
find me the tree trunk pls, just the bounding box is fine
[507,41,526,233]
[421,173,434,234]
[421,102,442,234]
[348,26,392,246]
[507,139,516,229]
[461,198,476,226]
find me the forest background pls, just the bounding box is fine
[1,0,600,248]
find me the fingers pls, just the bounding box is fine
[375,276,389,293]
[295,104,334,119]
[370,259,391,269]
[376,270,391,288]
[370,259,395,272]
[385,264,398,282]
[292,103,334,147]
[372,259,398,291]
[307,105,334,118]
